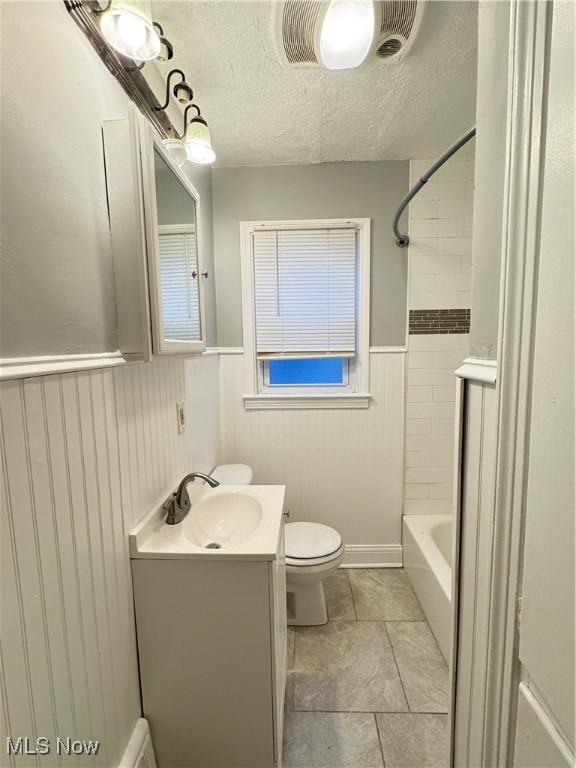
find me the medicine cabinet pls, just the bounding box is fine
[103,106,206,360]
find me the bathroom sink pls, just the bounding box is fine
[129,485,285,561]
[184,492,264,549]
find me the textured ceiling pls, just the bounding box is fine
[151,1,478,166]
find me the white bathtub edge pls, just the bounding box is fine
[403,514,452,663]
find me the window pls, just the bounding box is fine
[267,357,345,386]
[240,219,371,409]
[158,225,201,341]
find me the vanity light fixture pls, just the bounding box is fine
[125,59,145,71]
[155,68,194,110]
[318,0,375,70]
[174,82,194,104]
[179,104,216,165]
[185,117,216,165]
[99,0,161,62]
[162,138,187,167]
[153,22,174,62]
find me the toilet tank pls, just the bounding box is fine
[211,464,253,485]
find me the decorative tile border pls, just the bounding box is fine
[409,309,471,334]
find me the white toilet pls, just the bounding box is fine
[211,463,344,626]
[211,463,254,485]
[283,521,344,626]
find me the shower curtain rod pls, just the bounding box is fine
[393,126,476,247]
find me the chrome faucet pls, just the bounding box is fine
[163,472,220,525]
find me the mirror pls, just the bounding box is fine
[153,149,202,346]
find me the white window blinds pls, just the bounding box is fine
[252,228,357,356]
[158,231,201,341]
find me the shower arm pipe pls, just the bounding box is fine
[393,126,476,247]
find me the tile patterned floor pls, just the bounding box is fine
[283,568,449,768]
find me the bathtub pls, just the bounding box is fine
[403,514,452,663]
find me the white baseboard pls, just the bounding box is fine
[341,544,403,568]
[119,719,157,768]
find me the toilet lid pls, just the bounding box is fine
[284,522,342,560]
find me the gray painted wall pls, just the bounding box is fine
[469,0,510,358]
[156,166,196,227]
[212,162,409,347]
[0,1,217,356]
[0,2,126,356]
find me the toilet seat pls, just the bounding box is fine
[284,522,343,567]
[285,546,345,568]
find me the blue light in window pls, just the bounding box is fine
[268,357,344,385]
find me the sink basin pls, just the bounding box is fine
[129,485,285,561]
[183,492,263,549]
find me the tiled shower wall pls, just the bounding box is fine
[404,158,474,514]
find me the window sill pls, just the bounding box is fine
[242,393,372,411]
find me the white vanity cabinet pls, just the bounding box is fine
[131,528,287,768]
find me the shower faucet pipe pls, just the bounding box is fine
[393,126,477,247]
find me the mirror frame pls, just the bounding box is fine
[139,118,207,355]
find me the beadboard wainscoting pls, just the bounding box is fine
[0,354,220,767]
[450,367,498,767]
[219,349,406,562]
[404,157,474,515]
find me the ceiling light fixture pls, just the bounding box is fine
[317,0,375,70]
[99,0,161,62]
[155,69,194,111]
[178,105,216,165]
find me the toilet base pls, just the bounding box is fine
[287,580,328,626]
[285,547,345,626]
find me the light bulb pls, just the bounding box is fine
[174,82,194,105]
[185,118,216,165]
[116,12,147,47]
[162,139,187,167]
[100,1,161,61]
[318,0,375,70]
